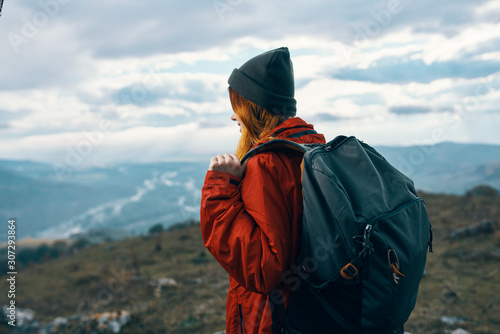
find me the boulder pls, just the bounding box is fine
[451,329,470,334]
[450,219,498,239]
[81,310,131,333]
[441,315,466,326]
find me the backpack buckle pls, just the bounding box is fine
[341,263,358,280]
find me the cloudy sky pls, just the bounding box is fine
[1,0,499,169]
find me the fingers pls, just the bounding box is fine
[218,153,238,163]
[208,156,219,170]
[208,153,233,171]
[215,154,239,165]
[208,153,245,177]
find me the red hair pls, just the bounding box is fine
[229,87,289,159]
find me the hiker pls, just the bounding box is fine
[200,47,326,333]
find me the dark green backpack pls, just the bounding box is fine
[242,135,433,334]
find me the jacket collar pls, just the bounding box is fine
[265,117,325,143]
[246,117,326,155]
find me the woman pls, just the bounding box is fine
[200,47,326,333]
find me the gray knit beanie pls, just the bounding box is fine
[228,47,296,116]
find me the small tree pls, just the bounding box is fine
[465,184,499,197]
[148,223,164,235]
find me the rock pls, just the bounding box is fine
[80,310,131,333]
[149,277,178,287]
[450,219,499,239]
[157,277,178,287]
[1,306,40,330]
[192,278,203,284]
[17,307,36,326]
[40,311,131,334]
[441,315,466,326]
[97,311,130,333]
[451,329,470,334]
[150,277,178,297]
[40,316,69,334]
[213,331,226,334]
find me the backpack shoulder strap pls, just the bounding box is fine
[241,128,327,163]
[240,139,309,164]
[240,134,353,164]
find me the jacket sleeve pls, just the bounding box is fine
[200,155,296,294]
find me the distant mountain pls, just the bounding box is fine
[1,141,499,240]
[0,160,207,241]
[375,142,500,194]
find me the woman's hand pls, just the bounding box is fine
[209,153,247,178]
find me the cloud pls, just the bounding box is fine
[140,114,192,127]
[2,1,498,91]
[313,112,500,147]
[333,58,500,84]
[0,122,240,166]
[0,109,31,132]
[0,2,95,90]
[0,109,33,120]
[4,0,495,59]
[1,0,500,166]
[312,113,345,121]
[112,78,221,107]
[389,106,432,115]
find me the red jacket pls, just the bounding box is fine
[201,117,326,333]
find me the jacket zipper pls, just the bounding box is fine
[239,304,246,334]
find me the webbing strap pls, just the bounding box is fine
[240,139,307,164]
[286,129,318,138]
[269,289,303,334]
[269,289,287,334]
[241,128,323,164]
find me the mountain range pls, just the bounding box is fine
[1,141,499,241]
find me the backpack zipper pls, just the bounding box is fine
[367,197,424,226]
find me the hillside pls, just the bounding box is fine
[1,141,500,241]
[1,187,499,333]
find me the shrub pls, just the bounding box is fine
[148,223,164,235]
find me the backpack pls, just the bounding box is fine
[241,135,433,334]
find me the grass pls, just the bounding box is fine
[1,224,229,333]
[404,190,500,334]
[1,189,499,333]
